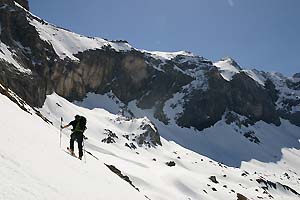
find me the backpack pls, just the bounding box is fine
[74,116,87,133]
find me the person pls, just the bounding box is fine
[61,115,87,160]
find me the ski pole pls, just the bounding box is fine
[83,139,87,163]
[60,117,63,148]
[84,149,99,160]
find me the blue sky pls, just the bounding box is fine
[29,0,300,76]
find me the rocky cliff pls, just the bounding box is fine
[0,0,299,132]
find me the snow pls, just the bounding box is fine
[143,50,194,61]
[0,42,32,74]
[73,92,125,115]
[13,1,26,10]
[143,50,200,73]
[214,58,266,86]
[243,70,265,86]
[214,58,240,81]
[27,17,132,61]
[1,89,300,200]
[0,92,146,200]
[0,2,298,198]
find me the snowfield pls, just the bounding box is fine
[1,88,299,200]
[27,16,132,61]
[0,2,299,199]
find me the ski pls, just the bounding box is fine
[66,147,80,159]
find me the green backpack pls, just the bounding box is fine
[74,116,87,133]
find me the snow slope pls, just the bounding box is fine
[0,2,299,199]
[31,91,300,200]
[1,87,300,199]
[27,16,132,61]
[0,90,146,200]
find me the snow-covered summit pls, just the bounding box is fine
[214,57,242,81]
[214,57,266,85]
[27,16,133,61]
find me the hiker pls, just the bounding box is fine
[61,115,87,160]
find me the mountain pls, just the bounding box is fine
[0,1,300,199]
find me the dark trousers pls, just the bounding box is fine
[70,132,84,158]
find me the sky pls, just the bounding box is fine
[29,0,300,76]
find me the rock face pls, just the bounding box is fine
[14,0,29,10]
[178,70,280,130]
[0,1,299,133]
[0,0,52,106]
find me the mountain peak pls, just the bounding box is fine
[213,57,243,81]
[219,57,242,70]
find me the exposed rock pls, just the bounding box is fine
[283,172,290,179]
[101,129,118,143]
[125,143,137,150]
[105,164,139,191]
[241,171,249,177]
[0,80,30,113]
[122,134,130,140]
[101,137,116,144]
[256,178,300,196]
[178,70,280,131]
[0,1,58,107]
[103,129,119,138]
[166,161,176,167]
[209,176,219,184]
[136,120,162,146]
[264,79,279,102]
[237,193,249,200]
[225,112,254,127]
[256,178,277,190]
[0,82,51,124]
[243,131,260,144]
